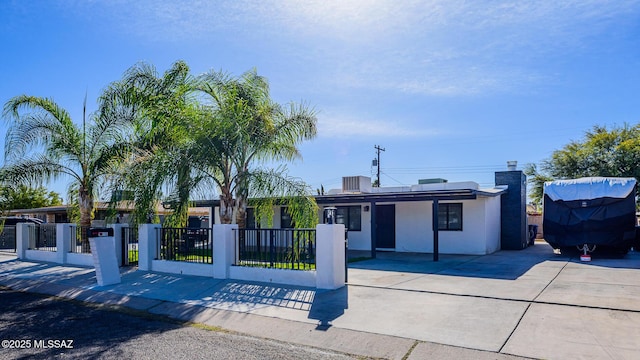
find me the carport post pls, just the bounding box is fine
[370,200,377,259]
[432,200,439,262]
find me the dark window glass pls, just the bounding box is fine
[438,203,463,231]
[348,206,362,231]
[332,206,361,231]
[336,207,348,226]
[246,208,257,229]
[280,207,293,228]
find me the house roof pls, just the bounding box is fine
[8,202,209,216]
[192,184,507,208]
[315,187,506,204]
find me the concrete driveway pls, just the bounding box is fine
[345,242,640,359]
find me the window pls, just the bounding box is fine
[335,206,362,231]
[246,208,257,229]
[280,207,293,228]
[438,203,462,231]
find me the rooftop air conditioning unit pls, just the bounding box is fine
[342,176,372,193]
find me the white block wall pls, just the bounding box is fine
[152,260,214,277]
[137,223,345,289]
[229,266,316,288]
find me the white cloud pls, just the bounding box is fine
[63,0,640,97]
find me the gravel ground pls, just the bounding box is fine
[0,288,362,360]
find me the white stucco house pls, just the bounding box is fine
[198,167,528,257]
[309,176,507,256]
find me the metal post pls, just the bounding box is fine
[432,200,439,262]
[370,200,377,259]
[269,229,275,268]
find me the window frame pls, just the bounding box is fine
[334,205,362,231]
[280,207,293,229]
[437,203,463,231]
[246,207,257,229]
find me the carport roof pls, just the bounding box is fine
[314,187,506,204]
[192,187,507,208]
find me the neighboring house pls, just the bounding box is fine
[8,202,210,226]
[8,205,71,224]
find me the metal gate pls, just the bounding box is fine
[0,225,16,253]
[121,227,139,266]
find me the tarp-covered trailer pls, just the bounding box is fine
[543,177,636,254]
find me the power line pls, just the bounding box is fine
[380,171,406,186]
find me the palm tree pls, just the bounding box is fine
[196,68,319,228]
[104,60,208,227]
[2,95,131,228]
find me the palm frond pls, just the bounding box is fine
[3,96,82,161]
[1,156,81,185]
[247,167,318,228]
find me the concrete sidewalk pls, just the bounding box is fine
[2,243,640,359]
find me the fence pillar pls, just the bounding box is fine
[16,223,34,259]
[316,224,346,290]
[110,224,125,267]
[56,224,72,264]
[213,224,238,279]
[139,224,160,271]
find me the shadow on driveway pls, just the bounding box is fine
[348,242,640,281]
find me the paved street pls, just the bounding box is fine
[0,288,357,360]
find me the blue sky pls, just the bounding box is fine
[2,1,640,201]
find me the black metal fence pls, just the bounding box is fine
[158,227,212,264]
[122,226,139,266]
[31,224,57,252]
[0,225,16,252]
[69,226,91,254]
[234,228,316,270]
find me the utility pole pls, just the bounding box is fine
[374,145,385,187]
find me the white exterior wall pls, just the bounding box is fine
[318,203,372,251]
[483,196,502,254]
[437,199,489,255]
[393,198,501,255]
[395,201,431,252]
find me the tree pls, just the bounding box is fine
[2,95,131,228]
[0,185,62,210]
[104,60,208,227]
[104,61,319,228]
[196,69,319,228]
[523,163,554,206]
[528,123,640,205]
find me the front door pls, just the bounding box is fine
[376,204,396,249]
